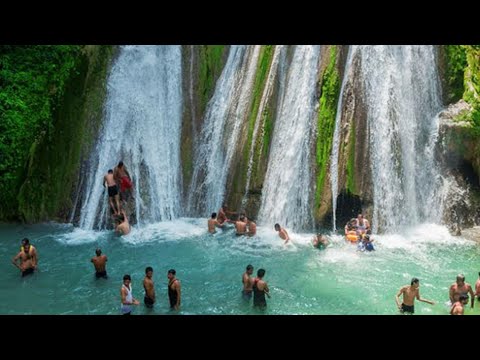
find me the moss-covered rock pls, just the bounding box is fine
[180,45,229,205]
[16,46,117,222]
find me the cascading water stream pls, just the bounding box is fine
[258,45,321,231]
[78,45,183,230]
[187,45,261,215]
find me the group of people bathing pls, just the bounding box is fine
[208,204,332,250]
[395,274,480,315]
[11,237,480,315]
[344,213,374,252]
[103,161,133,235]
[207,204,291,244]
[91,248,181,314]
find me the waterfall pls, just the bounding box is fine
[79,45,183,230]
[357,45,443,232]
[241,45,285,208]
[187,45,260,215]
[258,45,321,231]
[330,47,353,231]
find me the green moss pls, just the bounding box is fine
[346,120,357,195]
[444,45,467,103]
[15,46,116,222]
[315,46,341,208]
[0,46,84,220]
[197,45,226,115]
[261,107,273,158]
[237,45,275,193]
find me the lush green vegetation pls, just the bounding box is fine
[198,46,226,115]
[464,46,480,135]
[315,46,341,208]
[444,45,467,103]
[0,46,83,220]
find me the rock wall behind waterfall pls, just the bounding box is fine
[17,46,117,223]
[180,46,230,208]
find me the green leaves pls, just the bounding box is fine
[0,45,81,219]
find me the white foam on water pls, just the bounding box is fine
[55,228,108,245]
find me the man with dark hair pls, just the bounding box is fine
[234,215,247,236]
[451,294,469,315]
[167,269,181,310]
[242,265,254,300]
[395,278,434,314]
[91,248,108,279]
[312,234,329,249]
[143,267,155,309]
[208,212,224,233]
[120,274,140,315]
[115,210,130,235]
[449,274,475,308]
[274,223,290,244]
[253,268,270,308]
[104,169,121,215]
[114,161,133,201]
[12,238,38,277]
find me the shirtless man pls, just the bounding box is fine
[143,267,155,309]
[114,161,133,201]
[91,248,108,279]
[116,210,131,235]
[242,264,254,300]
[312,234,329,249]
[247,218,257,236]
[12,238,38,277]
[208,212,224,233]
[217,204,231,225]
[274,223,290,244]
[355,214,370,235]
[395,278,435,314]
[234,215,248,236]
[104,169,121,215]
[449,274,475,308]
[451,294,469,315]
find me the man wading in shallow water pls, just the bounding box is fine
[167,269,181,310]
[12,238,38,277]
[91,248,108,279]
[395,278,434,314]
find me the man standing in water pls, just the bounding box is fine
[355,213,370,235]
[274,223,290,244]
[143,267,155,309]
[208,212,224,233]
[449,274,475,309]
[247,218,257,236]
[242,265,254,300]
[167,269,181,310]
[116,210,130,235]
[253,268,270,309]
[104,169,121,216]
[91,248,108,279]
[114,161,133,201]
[395,278,435,314]
[120,274,140,315]
[451,294,469,315]
[12,238,38,277]
[234,215,248,236]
